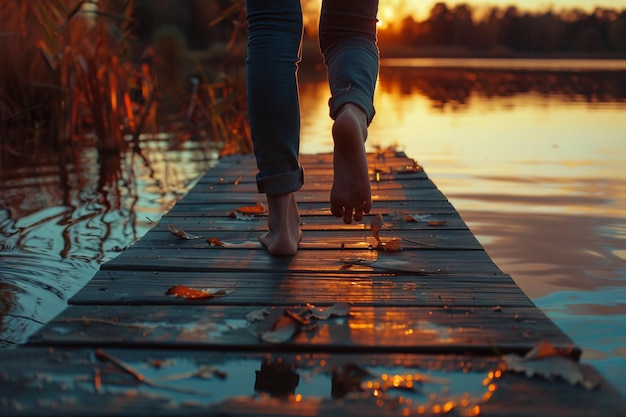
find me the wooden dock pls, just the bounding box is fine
[1,151,624,416]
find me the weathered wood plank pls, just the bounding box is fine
[69,270,531,307]
[158,212,469,231]
[100,248,504,275]
[129,229,482,250]
[175,188,448,204]
[193,178,437,193]
[164,200,459,216]
[28,304,577,356]
[2,347,621,417]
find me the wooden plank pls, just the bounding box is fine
[164,200,459,216]
[100,248,504,275]
[2,347,621,417]
[158,212,469,231]
[193,178,436,192]
[69,270,531,307]
[28,304,577,356]
[175,188,448,204]
[129,229,483,250]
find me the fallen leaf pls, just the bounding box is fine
[503,354,598,390]
[403,213,431,222]
[228,201,268,219]
[375,238,403,252]
[428,220,447,227]
[260,314,301,344]
[246,309,270,323]
[370,214,384,241]
[168,224,202,240]
[206,237,224,246]
[502,341,596,390]
[227,211,256,221]
[524,340,574,360]
[165,284,235,300]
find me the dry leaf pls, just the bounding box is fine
[168,224,202,240]
[260,314,301,344]
[503,355,598,390]
[502,341,596,390]
[228,211,256,221]
[403,213,431,222]
[228,202,268,219]
[376,238,403,252]
[165,284,235,300]
[524,340,574,360]
[246,309,270,323]
[370,214,384,241]
[428,220,447,227]
[206,237,224,246]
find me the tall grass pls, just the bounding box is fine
[0,0,151,155]
[0,0,251,159]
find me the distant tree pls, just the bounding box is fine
[449,4,474,48]
[609,11,626,52]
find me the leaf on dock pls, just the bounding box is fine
[370,214,384,241]
[402,213,431,222]
[165,284,236,300]
[245,309,271,323]
[259,313,301,344]
[259,303,352,343]
[206,237,224,246]
[168,224,202,240]
[374,238,403,252]
[428,220,447,227]
[502,341,598,390]
[228,201,268,219]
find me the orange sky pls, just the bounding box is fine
[377,0,626,24]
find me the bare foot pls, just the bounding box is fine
[259,193,302,256]
[330,104,371,224]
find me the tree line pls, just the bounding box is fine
[377,2,626,55]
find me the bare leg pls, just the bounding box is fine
[259,193,302,256]
[330,103,371,224]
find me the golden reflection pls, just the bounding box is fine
[299,66,626,305]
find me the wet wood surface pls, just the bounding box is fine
[1,150,624,416]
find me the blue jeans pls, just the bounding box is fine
[246,0,379,195]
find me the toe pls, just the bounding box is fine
[354,206,364,222]
[331,203,344,218]
[343,208,354,224]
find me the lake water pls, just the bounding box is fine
[1,59,625,397]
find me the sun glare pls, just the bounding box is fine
[303,0,423,33]
[377,2,422,30]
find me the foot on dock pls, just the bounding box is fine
[330,103,372,224]
[259,192,302,256]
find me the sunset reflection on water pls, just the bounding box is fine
[299,62,626,395]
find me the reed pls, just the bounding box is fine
[0,0,251,161]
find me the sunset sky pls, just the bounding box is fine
[381,0,626,21]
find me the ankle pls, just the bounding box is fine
[333,104,368,146]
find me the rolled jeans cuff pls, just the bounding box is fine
[256,166,304,195]
[329,88,376,125]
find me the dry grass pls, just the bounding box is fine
[0,0,251,159]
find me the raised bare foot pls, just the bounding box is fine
[259,192,302,256]
[330,103,371,224]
